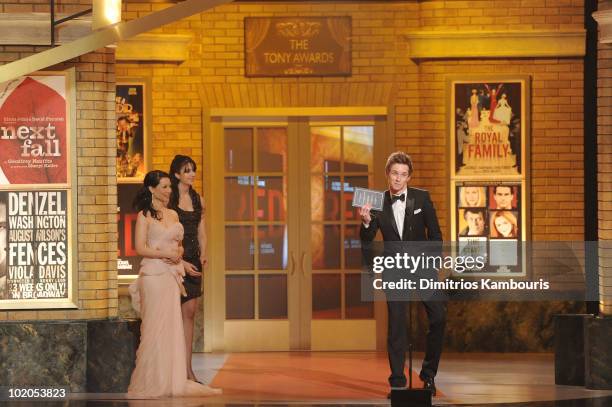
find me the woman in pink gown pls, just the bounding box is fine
[127,170,221,398]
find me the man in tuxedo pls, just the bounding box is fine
[359,151,445,397]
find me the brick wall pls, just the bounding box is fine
[418,0,583,31]
[416,59,584,239]
[0,0,588,329]
[118,0,585,239]
[414,1,584,238]
[0,45,118,321]
[0,0,91,13]
[115,1,587,349]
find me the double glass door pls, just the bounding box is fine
[206,116,384,351]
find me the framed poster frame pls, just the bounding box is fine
[115,77,152,184]
[449,75,529,180]
[117,182,143,283]
[115,78,151,283]
[0,69,78,309]
[446,75,531,278]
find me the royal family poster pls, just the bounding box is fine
[453,80,524,177]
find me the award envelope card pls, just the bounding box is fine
[352,188,384,211]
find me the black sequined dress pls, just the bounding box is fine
[176,206,203,303]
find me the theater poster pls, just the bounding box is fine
[116,79,150,183]
[448,75,530,277]
[0,71,77,309]
[454,182,525,276]
[117,183,142,280]
[450,77,528,178]
[0,73,69,186]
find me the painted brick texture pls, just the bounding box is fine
[117,0,585,240]
[0,0,590,321]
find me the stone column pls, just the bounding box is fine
[596,1,612,316]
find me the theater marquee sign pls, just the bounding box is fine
[0,70,77,309]
[245,16,352,77]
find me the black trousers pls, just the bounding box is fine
[386,300,446,387]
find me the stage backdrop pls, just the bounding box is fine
[0,71,77,309]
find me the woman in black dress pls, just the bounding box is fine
[169,155,206,383]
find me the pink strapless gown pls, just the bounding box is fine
[127,221,221,398]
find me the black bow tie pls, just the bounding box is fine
[391,194,405,203]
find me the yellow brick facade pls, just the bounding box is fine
[0,0,592,321]
[117,0,585,240]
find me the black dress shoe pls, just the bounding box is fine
[421,376,436,396]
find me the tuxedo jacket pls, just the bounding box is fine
[360,187,442,242]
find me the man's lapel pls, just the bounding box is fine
[384,190,400,239]
[402,188,415,240]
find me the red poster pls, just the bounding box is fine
[0,75,68,185]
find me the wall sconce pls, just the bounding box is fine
[92,0,122,31]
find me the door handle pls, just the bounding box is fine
[290,251,297,275]
[300,252,307,276]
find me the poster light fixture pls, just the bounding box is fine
[92,0,122,30]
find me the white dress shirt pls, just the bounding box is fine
[362,189,408,237]
[391,188,407,238]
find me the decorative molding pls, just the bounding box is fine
[116,34,192,62]
[593,10,612,43]
[198,83,396,109]
[209,107,388,117]
[403,30,586,60]
[0,13,92,45]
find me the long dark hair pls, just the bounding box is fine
[168,155,202,213]
[133,170,171,220]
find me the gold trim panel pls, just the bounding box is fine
[116,34,193,62]
[404,30,586,60]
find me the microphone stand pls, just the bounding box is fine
[390,300,432,406]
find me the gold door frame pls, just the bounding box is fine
[203,107,392,352]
